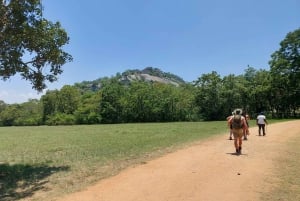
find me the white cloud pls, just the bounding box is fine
[0,89,43,104]
[0,75,46,104]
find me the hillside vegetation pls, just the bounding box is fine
[0,64,299,126]
[74,67,186,92]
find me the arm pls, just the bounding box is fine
[227,117,232,127]
[242,118,248,129]
[264,118,268,125]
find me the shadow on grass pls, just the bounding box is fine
[0,163,69,201]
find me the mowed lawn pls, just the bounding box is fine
[0,120,291,200]
[0,121,229,200]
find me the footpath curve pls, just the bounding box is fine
[58,120,300,201]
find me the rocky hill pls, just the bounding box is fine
[74,67,186,92]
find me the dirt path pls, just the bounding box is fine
[58,120,300,201]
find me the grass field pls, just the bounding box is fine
[0,120,292,200]
[261,125,300,201]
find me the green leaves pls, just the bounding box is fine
[0,0,72,91]
[269,28,300,116]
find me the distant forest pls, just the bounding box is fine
[0,65,298,126]
[0,28,299,126]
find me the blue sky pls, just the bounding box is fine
[1,0,299,103]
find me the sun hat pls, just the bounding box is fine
[233,108,243,115]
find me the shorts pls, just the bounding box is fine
[232,128,244,138]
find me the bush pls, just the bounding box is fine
[45,113,76,125]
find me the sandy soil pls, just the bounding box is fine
[57,120,300,201]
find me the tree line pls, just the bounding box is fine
[0,64,299,126]
[1,0,299,127]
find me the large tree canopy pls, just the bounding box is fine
[269,28,300,116]
[0,0,72,91]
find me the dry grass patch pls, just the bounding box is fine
[261,131,300,200]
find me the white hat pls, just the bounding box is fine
[233,108,243,115]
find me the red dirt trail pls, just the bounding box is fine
[57,120,300,201]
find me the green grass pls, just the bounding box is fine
[0,120,290,200]
[0,121,229,200]
[261,127,300,201]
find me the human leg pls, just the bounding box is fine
[232,129,239,152]
[243,127,247,140]
[246,122,250,136]
[233,128,243,154]
[262,124,266,135]
[238,137,243,154]
[234,138,238,152]
[229,125,233,140]
[258,124,262,135]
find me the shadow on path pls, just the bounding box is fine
[226,152,248,156]
[0,163,69,201]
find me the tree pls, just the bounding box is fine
[0,100,7,113]
[251,69,272,114]
[75,91,102,124]
[14,99,42,125]
[56,85,80,115]
[194,71,223,120]
[120,81,151,122]
[221,74,245,116]
[269,28,300,117]
[242,67,272,116]
[40,89,59,121]
[100,78,125,123]
[40,86,80,125]
[175,84,198,121]
[0,0,72,91]
[0,103,20,126]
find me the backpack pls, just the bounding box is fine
[232,114,243,129]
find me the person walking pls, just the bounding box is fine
[228,109,248,154]
[257,112,268,136]
[226,112,234,140]
[242,113,250,140]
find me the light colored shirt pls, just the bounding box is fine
[257,115,266,124]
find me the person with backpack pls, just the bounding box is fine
[256,112,268,136]
[228,109,248,154]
